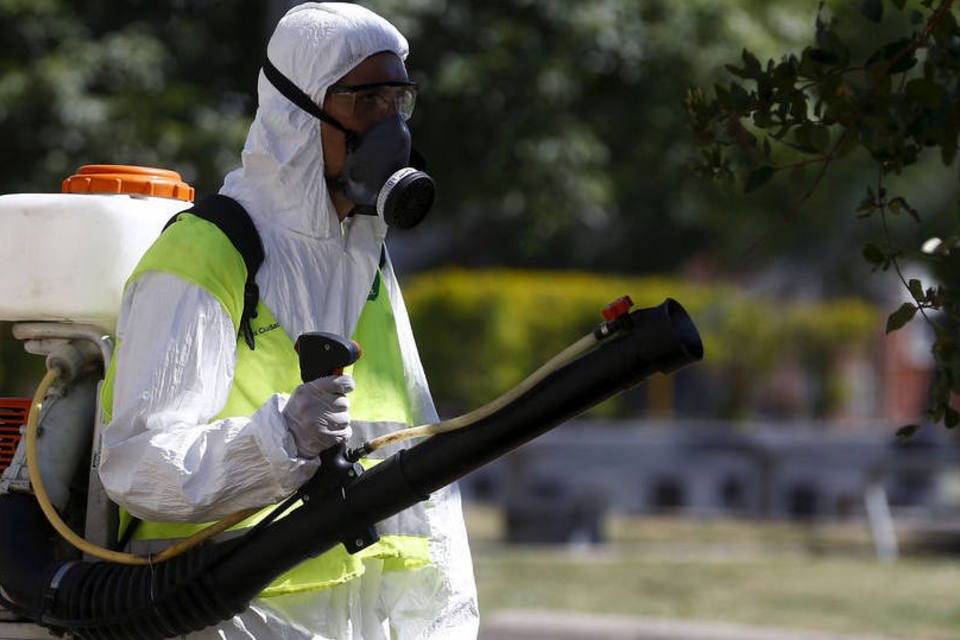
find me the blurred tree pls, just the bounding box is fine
[0,0,267,395]
[0,0,934,407]
[0,0,264,194]
[0,0,900,276]
[686,0,960,430]
[370,0,848,273]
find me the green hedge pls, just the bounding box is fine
[402,269,880,418]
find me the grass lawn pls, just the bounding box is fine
[464,505,960,639]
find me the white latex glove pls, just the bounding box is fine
[282,374,355,459]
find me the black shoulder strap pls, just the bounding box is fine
[164,194,265,350]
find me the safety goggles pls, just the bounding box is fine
[326,81,419,122]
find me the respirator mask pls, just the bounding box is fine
[327,112,435,230]
[263,59,435,229]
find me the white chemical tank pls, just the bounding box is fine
[0,165,195,333]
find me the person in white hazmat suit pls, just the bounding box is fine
[97,3,479,639]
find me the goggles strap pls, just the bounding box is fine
[262,58,352,136]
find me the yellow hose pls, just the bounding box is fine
[25,368,259,564]
[27,327,606,557]
[360,332,600,454]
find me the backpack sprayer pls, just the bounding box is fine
[0,166,704,639]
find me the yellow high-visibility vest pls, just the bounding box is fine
[100,213,429,596]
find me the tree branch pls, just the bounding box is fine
[738,128,852,260]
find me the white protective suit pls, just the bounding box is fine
[99,3,479,639]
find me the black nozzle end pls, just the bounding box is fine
[625,298,704,376]
[663,298,704,364]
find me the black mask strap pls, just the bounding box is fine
[262,58,353,137]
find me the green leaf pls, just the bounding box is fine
[714,83,732,108]
[942,128,958,166]
[807,48,841,65]
[753,110,773,128]
[947,407,960,429]
[905,78,944,108]
[896,424,920,441]
[886,302,918,333]
[772,60,797,88]
[724,64,749,80]
[929,401,946,424]
[890,0,907,8]
[866,38,917,75]
[862,243,885,265]
[742,49,762,76]
[809,124,831,153]
[908,278,924,300]
[936,323,954,340]
[887,198,900,215]
[791,93,808,120]
[730,83,751,110]
[744,165,776,193]
[932,8,958,45]
[857,194,876,214]
[860,0,883,23]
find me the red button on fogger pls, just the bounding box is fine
[602,296,634,321]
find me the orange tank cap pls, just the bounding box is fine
[62,165,195,202]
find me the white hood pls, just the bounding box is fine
[220,2,409,338]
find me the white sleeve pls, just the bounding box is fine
[99,271,319,523]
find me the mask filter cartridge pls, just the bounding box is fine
[376,167,435,230]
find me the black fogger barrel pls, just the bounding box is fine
[209,298,703,607]
[2,298,703,640]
